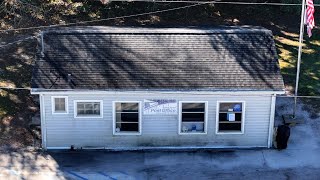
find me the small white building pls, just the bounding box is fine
[31,26,285,150]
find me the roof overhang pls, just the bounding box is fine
[31,89,285,95]
[42,26,272,35]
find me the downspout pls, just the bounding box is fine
[267,94,276,148]
[40,94,47,150]
[40,31,44,57]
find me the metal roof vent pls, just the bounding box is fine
[67,74,72,84]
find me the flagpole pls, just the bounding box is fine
[293,0,306,117]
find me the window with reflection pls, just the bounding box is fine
[180,102,206,133]
[115,102,140,133]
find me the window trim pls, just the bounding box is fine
[216,101,245,134]
[51,96,68,114]
[74,100,103,118]
[112,101,142,135]
[178,101,208,135]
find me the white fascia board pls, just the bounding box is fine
[268,94,277,148]
[46,147,71,150]
[31,89,285,96]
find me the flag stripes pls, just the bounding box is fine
[306,0,315,37]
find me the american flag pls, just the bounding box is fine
[306,0,315,37]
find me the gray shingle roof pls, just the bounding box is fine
[31,26,285,91]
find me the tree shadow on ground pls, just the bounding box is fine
[0,150,65,179]
[0,41,38,148]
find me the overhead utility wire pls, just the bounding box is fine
[106,1,320,6]
[0,3,204,33]
[0,87,31,90]
[0,35,38,49]
[2,1,320,33]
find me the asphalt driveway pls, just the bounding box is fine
[0,119,320,180]
[0,98,320,180]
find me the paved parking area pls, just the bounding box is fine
[1,98,320,179]
[0,120,320,180]
[0,148,320,180]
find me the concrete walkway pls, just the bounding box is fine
[0,121,319,180]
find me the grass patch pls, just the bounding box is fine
[275,29,320,96]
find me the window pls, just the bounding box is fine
[114,102,141,135]
[216,101,245,134]
[74,100,103,118]
[179,102,207,134]
[52,96,68,114]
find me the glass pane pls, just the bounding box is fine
[93,103,100,115]
[60,102,66,111]
[219,103,242,112]
[54,98,65,112]
[116,103,121,111]
[116,103,139,112]
[116,123,139,132]
[182,103,205,112]
[94,103,100,110]
[85,103,93,110]
[181,122,204,133]
[182,113,204,122]
[93,109,100,114]
[219,113,242,122]
[218,123,242,131]
[77,103,85,110]
[85,109,94,114]
[116,113,121,122]
[235,113,242,121]
[219,113,227,122]
[77,109,85,115]
[77,102,100,115]
[116,113,139,123]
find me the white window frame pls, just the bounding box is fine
[51,96,68,114]
[216,101,245,134]
[178,101,208,135]
[74,100,103,118]
[113,101,142,135]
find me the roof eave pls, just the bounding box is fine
[30,88,285,95]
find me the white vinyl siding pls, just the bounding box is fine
[42,93,273,149]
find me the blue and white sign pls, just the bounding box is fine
[144,99,178,115]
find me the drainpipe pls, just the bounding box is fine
[40,94,47,150]
[268,94,276,148]
[40,31,45,57]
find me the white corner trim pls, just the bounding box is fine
[40,94,47,149]
[178,101,208,135]
[51,96,68,114]
[268,94,277,148]
[73,100,103,118]
[215,101,246,135]
[112,101,142,135]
